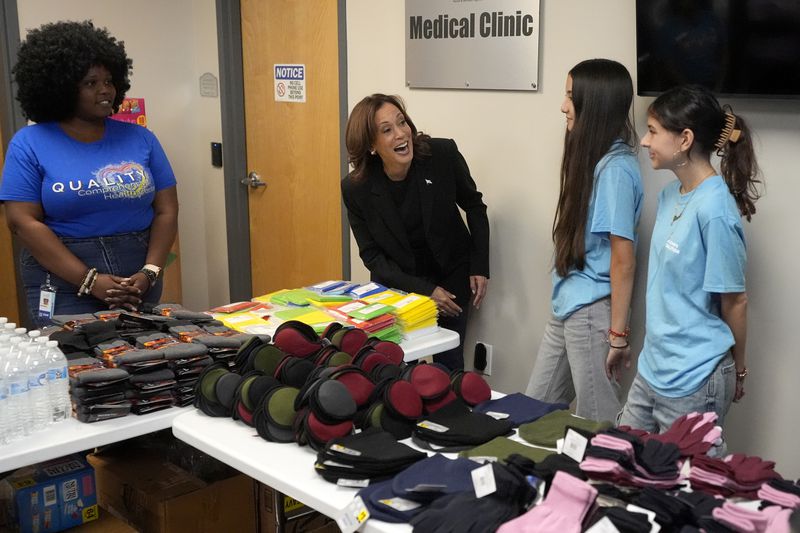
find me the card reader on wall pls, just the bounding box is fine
[211,142,223,167]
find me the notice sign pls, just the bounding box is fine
[274,64,306,103]
[405,0,540,91]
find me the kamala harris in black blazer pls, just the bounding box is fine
[341,95,490,369]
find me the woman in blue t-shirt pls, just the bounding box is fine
[525,59,644,422]
[0,21,178,325]
[619,85,762,446]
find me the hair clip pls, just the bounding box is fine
[715,112,742,150]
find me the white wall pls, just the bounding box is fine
[17,0,229,311]
[347,0,800,477]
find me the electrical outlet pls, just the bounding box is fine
[479,342,492,376]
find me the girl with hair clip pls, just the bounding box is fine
[526,59,643,423]
[619,85,762,449]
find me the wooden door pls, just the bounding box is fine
[0,126,21,323]
[241,0,342,297]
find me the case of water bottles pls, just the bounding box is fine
[0,454,98,533]
[0,320,71,445]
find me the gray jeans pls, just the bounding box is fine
[618,352,735,456]
[525,297,621,422]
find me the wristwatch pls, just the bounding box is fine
[139,264,162,285]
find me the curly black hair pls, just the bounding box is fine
[13,20,132,123]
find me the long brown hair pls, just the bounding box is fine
[553,59,637,277]
[649,85,762,221]
[345,94,430,181]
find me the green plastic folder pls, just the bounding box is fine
[347,302,395,321]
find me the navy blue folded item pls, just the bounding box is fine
[473,392,569,426]
[391,454,482,503]
[357,479,424,524]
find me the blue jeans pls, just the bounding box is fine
[525,297,622,422]
[20,231,162,327]
[618,352,735,455]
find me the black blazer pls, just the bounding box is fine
[341,138,490,296]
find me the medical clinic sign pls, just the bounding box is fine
[405,0,540,91]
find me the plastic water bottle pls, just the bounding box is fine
[27,330,41,344]
[26,345,51,431]
[0,346,9,445]
[4,338,31,441]
[44,341,70,423]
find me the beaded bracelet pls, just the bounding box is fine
[608,327,631,339]
[85,270,98,295]
[77,268,98,297]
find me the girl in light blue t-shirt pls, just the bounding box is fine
[526,59,643,423]
[619,85,763,446]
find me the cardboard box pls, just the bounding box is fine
[0,454,98,533]
[87,450,255,533]
[256,482,338,533]
[70,507,137,532]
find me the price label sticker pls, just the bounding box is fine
[471,463,497,498]
[586,516,621,533]
[337,495,370,533]
[337,478,370,488]
[562,428,589,462]
[416,421,449,433]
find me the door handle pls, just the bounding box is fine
[242,171,267,188]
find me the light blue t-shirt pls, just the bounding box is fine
[0,119,176,238]
[551,142,644,319]
[639,175,746,397]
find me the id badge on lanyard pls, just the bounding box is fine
[39,273,56,320]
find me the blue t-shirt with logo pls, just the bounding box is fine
[551,142,644,319]
[0,119,176,238]
[639,175,746,397]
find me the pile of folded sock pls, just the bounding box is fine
[170,353,213,406]
[68,356,131,423]
[168,322,250,368]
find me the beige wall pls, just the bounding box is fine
[17,0,229,311]
[347,0,800,477]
